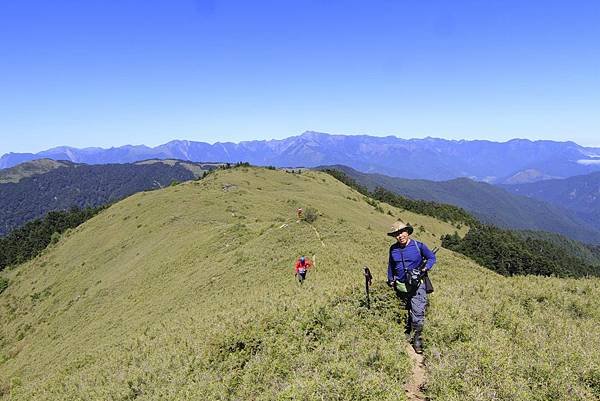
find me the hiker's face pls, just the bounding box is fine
[395,230,410,246]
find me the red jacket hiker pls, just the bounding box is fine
[294,256,313,283]
[294,257,313,272]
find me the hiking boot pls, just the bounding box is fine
[404,325,412,341]
[412,337,423,354]
[411,324,423,354]
[404,314,412,340]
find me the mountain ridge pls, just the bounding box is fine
[3,131,600,182]
[1,167,598,400]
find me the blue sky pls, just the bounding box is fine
[1,0,599,155]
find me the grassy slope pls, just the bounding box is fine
[0,167,598,400]
[426,253,600,400]
[0,168,457,400]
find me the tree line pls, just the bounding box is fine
[0,206,104,272]
[323,168,600,278]
[0,162,198,236]
[441,227,599,278]
[322,168,477,226]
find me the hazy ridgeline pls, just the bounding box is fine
[0,168,598,400]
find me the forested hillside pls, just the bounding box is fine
[441,226,600,277]
[322,165,600,244]
[0,159,72,184]
[503,171,600,232]
[322,168,600,278]
[516,230,600,266]
[0,160,218,236]
[0,207,104,272]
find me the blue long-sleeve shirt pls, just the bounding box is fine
[387,239,436,283]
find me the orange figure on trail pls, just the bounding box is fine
[294,256,313,284]
[297,208,303,220]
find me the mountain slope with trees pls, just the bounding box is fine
[0,206,104,272]
[322,167,600,278]
[0,159,73,184]
[516,230,600,266]
[321,165,600,244]
[0,160,219,236]
[502,171,600,232]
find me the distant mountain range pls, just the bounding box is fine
[322,165,600,244]
[3,132,600,183]
[502,172,600,233]
[0,159,220,236]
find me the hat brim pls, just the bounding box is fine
[387,226,413,236]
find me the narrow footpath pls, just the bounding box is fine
[404,343,426,401]
[309,223,326,247]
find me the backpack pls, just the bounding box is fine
[414,240,435,294]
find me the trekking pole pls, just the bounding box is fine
[363,266,373,309]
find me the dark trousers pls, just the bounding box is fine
[407,282,427,329]
[396,281,427,332]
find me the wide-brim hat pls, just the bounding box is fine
[387,221,413,236]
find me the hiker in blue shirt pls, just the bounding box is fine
[387,221,436,354]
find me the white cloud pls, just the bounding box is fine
[576,159,600,165]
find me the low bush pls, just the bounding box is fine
[304,207,318,223]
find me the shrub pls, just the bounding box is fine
[304,207,318,223]
[50,231,61,245]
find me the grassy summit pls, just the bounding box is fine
[1,167,599,400]
[0,159,71,184]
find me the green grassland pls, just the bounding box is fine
[0,167,598,400]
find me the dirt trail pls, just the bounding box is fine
[309,224,325,246]
[405,343,426,401]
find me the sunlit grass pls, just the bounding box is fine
[0,167,597,400]
[426,252,600,400]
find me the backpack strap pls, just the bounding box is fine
[414,240,423,259]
